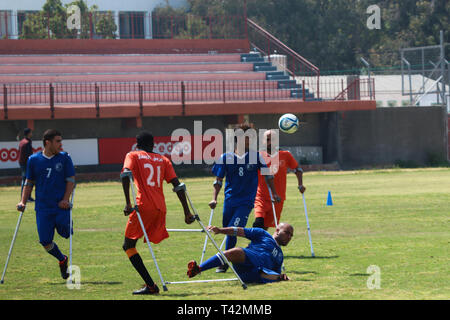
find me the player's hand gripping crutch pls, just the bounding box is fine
[121,170,168,291]
[180,184,247,290]
[1,205,25,284]
[68,185,76,283]
[301,193,315,257]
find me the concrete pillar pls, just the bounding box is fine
[11,10,18,39]
[114,11,120,39]
[144,11,152,39]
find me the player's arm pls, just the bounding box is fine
[209,177,223,209]
[121,168,133,216]
[171,178,195,224]
[207,225,245,237]
[295,167,306,193]
[260,271,290,281]
[58,177,75,210]
[17,179,34,212]
[265,175,281,203]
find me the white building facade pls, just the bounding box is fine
[0,0,187,39]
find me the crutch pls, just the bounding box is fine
[1,207,25,284]
[181,184,247,290]
[121,170,168,291]
[267,187,286,273]
[200,208,215,264]
[68,185,76,283]
[301,193,315,257]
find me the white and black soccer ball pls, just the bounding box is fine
[278,113,299,134]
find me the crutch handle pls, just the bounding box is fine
[120,170,133,180]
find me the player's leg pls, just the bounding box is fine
[215,205,252,273]
[224,205,252,250]
[37,211,69,279]
[123,213,159,295]
[187,247,246,278]
[252,199,269,230]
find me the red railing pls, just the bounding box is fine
[1,80,299,114]
[333,78,375,101]
[247,18,320,98]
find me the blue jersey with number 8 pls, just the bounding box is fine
[212,151,267,208]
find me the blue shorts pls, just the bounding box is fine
[234,253,279,284]
[222,203,253,228]
[36,210,72,246]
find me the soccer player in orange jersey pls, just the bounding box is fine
[121,131,195,295]
[252,130,306,230]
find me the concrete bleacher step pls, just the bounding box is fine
[277,80,301,89]
[0,63,255,75]
[241,56,265,63]
[0,71,267,83]
[0,54,244,65]
[241,53,261,59]
[254,65,277,72]
[267,74,289,81]
[291,91,314,99]
[253,62,271,68]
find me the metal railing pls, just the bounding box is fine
[247,18,320,98]
[333,78,375,101]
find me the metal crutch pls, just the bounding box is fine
[301,193,315,257]
[182,185,247,290]
[1,208,25,284]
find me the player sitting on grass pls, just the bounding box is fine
[187,223,293,284]
[121,131,195,295]
[17,129,75,280]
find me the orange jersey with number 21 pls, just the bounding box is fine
[122,150,177,244]
[123,150,177,213]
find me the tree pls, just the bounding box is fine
[20,0,117,39]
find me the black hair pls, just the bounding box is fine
[136,131,154,152]
[23,128,32,136]
[42,129,61,146]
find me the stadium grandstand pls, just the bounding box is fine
[0,0,375,125]
[1,0,447,178]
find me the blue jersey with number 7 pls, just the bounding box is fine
[26,151,75,213]
[212,151,267,208]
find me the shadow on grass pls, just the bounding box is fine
[349,273,369,277]
[288,270,317,275]
[284,255,339,260]
[49,281,123,286]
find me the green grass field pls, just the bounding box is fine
[0,168,449,300]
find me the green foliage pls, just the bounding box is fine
[171,0,450,70]
[19,0,117,39]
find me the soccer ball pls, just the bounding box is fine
[278,113,299,134]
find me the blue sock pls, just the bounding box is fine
[199,253,225,272]
[225,235,237,250]
[45,242,65,262]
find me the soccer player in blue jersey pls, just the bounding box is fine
[17,129,75,280]
[209,124,281,273]
[187,223,293,283]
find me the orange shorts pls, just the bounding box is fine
[124,205,169,244]
[254,198,284,228]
